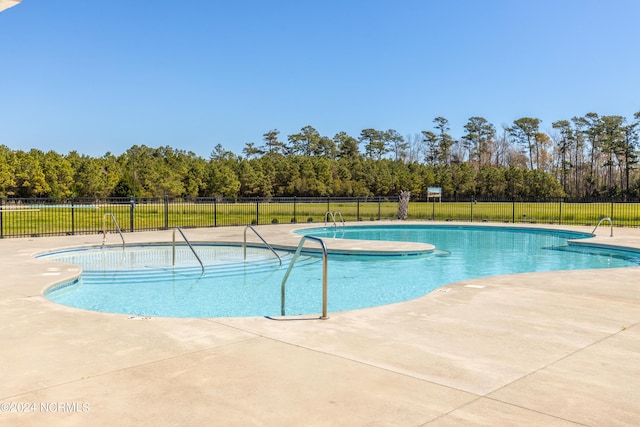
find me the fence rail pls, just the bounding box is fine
[1,196,639,238]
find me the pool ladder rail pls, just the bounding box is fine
[102,212,125,248]
[325,211,345,228]
[592,217,613,237]
[243,225,283,267]
[173,227,205,275]
[281,235,329,320]
[243,225,329,318]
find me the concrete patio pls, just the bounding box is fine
[0,222,639,426]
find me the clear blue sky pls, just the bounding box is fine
[1,0,639,158]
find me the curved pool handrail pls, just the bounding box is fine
[324,211,336,228]
[173,227,205,275]
[102,212,125,248]
[324,211,345,228]
[280,235,329,320]
[243,225,282,267]
[592,217,613,237]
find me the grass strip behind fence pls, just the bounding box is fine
[1,200,639,237]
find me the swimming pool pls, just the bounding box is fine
[43,225,640,318]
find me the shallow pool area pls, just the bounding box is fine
[41,225,640,318]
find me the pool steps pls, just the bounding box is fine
[77,254,318,284]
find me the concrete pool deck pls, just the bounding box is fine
[0,221,639,426]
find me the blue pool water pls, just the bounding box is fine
[43,225,640,318]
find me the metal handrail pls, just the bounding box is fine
[280,235,329,319]
[102,212,125,248]
[243,225,282,267]
[592,217,613,237]
[173,227,205,274]
[324,211,336,227]
[324,211,345,228]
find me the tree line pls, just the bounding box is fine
[1,112,638,200]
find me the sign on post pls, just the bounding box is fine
[427,187,442,202]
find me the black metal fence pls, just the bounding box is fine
[1,196,639,238]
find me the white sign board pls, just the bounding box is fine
[427,187,442,201]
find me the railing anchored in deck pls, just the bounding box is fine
[592,217,613,237]
[102,212,125,248]
[280,235,329,320]
[324,211,345,228]
[173,227,205,275]
[243,225,282,267]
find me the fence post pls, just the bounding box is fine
[293,196,297,223]
[558,199,562,225]
[327,196,330,215]
[130,196,135,232]
[0,197,3,238]
[470,197,474,222]
[611,201,615,223]
[378,196,381,220]
[512,198,516,223]
[356,197,360,221]
[71,198,76,235]
[214,198,217,227]
[256,198,260,225]
[164,195,169,230]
